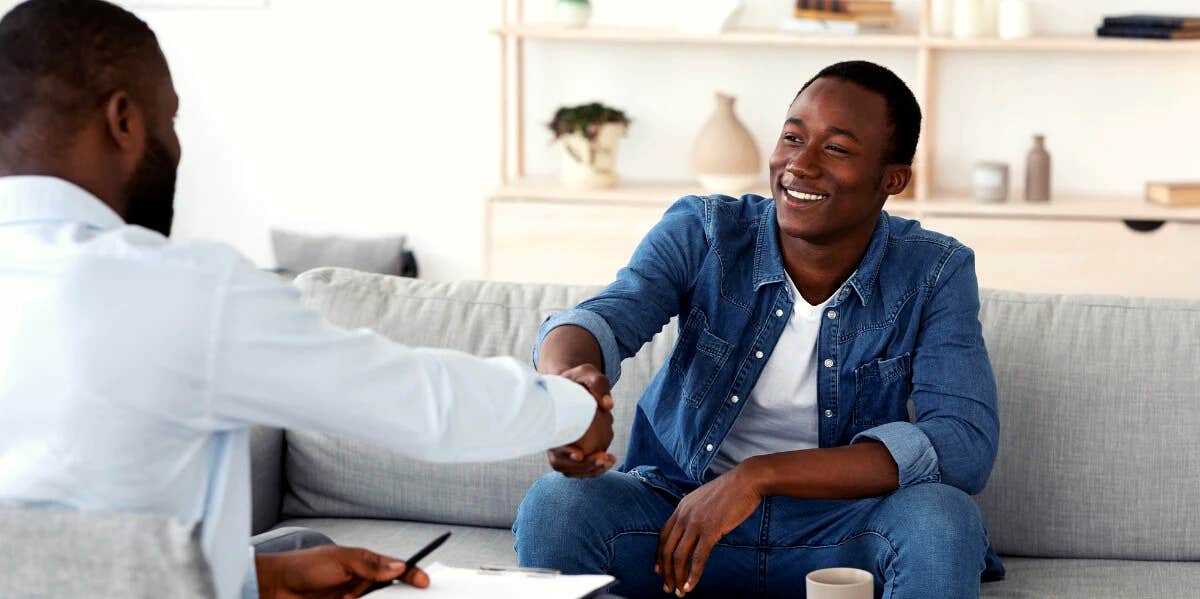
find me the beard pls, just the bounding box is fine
[123,134,177,237]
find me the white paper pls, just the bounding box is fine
[368,563,615,599]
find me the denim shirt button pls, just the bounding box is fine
[705,444,714,452]
[731,395,740,404]
[824,409,834,418]
[823,358,834,368]
[755,351,764,359]
[826,310,837,320]
[775,309,784,317]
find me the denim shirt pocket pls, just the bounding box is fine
[669,306,733,408]
[852,352,913,427]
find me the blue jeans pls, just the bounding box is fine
[514,472,996,599]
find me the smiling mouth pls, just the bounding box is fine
[785,189,830,202]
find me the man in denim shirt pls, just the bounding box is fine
[514,61,1003,598]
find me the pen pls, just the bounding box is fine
[364,531,452,594]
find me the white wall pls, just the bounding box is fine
[77,0,1200,279]
[135,0,501,279]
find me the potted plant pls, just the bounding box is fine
[554,0,591,27]
[549,102,629,190]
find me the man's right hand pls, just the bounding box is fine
[548,363,616,478]
[255,545,428,598]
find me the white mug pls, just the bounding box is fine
[806,567,874,599]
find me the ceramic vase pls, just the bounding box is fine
[693,93,761,194]
[559,122,624,190]
[1025,134,1051,202]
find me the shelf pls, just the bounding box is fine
[491,180,1200,223]
[925,35,1200,53]
[922,194,1200,223]
[492,24,919,48]
[495,24,1200,53]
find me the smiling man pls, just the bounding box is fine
[514,61,1005,598]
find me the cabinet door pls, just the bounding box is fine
[487,200,667,285]
[922,217,1200,299]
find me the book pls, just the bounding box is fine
[1101,14,1200,30]
[796,0,893,14]
[1146,182,1200,206]
[1097,26,1200,40]
[794,9,898,27]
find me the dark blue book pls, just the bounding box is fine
[1101,15,1200,30]
[1097,25,1200,40]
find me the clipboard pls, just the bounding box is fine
[366,562,615,598]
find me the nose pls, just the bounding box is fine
[786,145,821,180]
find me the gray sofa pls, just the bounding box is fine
[248,269,1200,598]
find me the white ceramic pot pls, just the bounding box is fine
[559,123,624,190]
[692,93,760,194]
[997,0,1032,39]
[555,0,591,28]
[952,0,985,39]
[930,0,955,37]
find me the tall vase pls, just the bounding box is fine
[1025,134,1051,203]
[692,93,760,194]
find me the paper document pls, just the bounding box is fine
[368,562,615,598]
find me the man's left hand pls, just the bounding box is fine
[656,465,763,597]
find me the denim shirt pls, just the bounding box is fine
[535,194,1000,499]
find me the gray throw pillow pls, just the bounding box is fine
[271,229,408,277]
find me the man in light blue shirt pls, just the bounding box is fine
[0,1,614,597]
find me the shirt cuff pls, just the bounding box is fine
[242,547,259,598]
[540,374,598,447]
[534,308,623,384]
[851,421,941,487]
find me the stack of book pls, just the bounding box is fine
[783,0,898,36]
[1097,15,1200,40]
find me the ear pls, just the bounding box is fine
[101,91,147,157]
[881,164,912,197]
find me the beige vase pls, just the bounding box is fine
[559,122,624,190]
[693,93,761,194]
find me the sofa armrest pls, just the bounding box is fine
[250,426,285,534]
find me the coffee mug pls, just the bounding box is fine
[806,567,874,599]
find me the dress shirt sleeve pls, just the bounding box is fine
[533,196,710,384]
[201,264,596,463]
[851,247,1000,495]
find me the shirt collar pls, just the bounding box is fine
[0,176,125,231]
[753,204,891,307]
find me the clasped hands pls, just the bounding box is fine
[547,364,764,597]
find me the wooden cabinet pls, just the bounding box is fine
[922,218,1200,299]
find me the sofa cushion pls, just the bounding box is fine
[282,517,1200,599]
[283,269,671,528]
[978,556,1200,598]
[975,291,1200,560]
[275,517,519,568]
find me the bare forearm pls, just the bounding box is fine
[537,325,603,375]
[739,441,899,499]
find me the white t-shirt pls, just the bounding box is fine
[709,275,830,475]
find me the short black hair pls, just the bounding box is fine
[796,61,922,165]
[0,0,164,137]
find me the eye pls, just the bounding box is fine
[783,133,803,144]
[826,144,848,155]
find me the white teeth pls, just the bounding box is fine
[786,189,828,202]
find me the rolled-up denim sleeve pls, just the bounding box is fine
[532,196,711,386]
[855,246,999,495]
[851,421,941,487]
[534,308,624,384]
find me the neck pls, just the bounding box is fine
[0,146,127,219]
[778,214,878,305]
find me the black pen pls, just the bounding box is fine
[364,531,452,594]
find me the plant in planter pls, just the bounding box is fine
[549,102,630,190]
[554,0,591,27]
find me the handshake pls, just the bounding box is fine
[549,364,617,478]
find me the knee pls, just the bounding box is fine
[514,473,595,541]
[876,483,985,553]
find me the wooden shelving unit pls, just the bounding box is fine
[487,0,1200,297]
